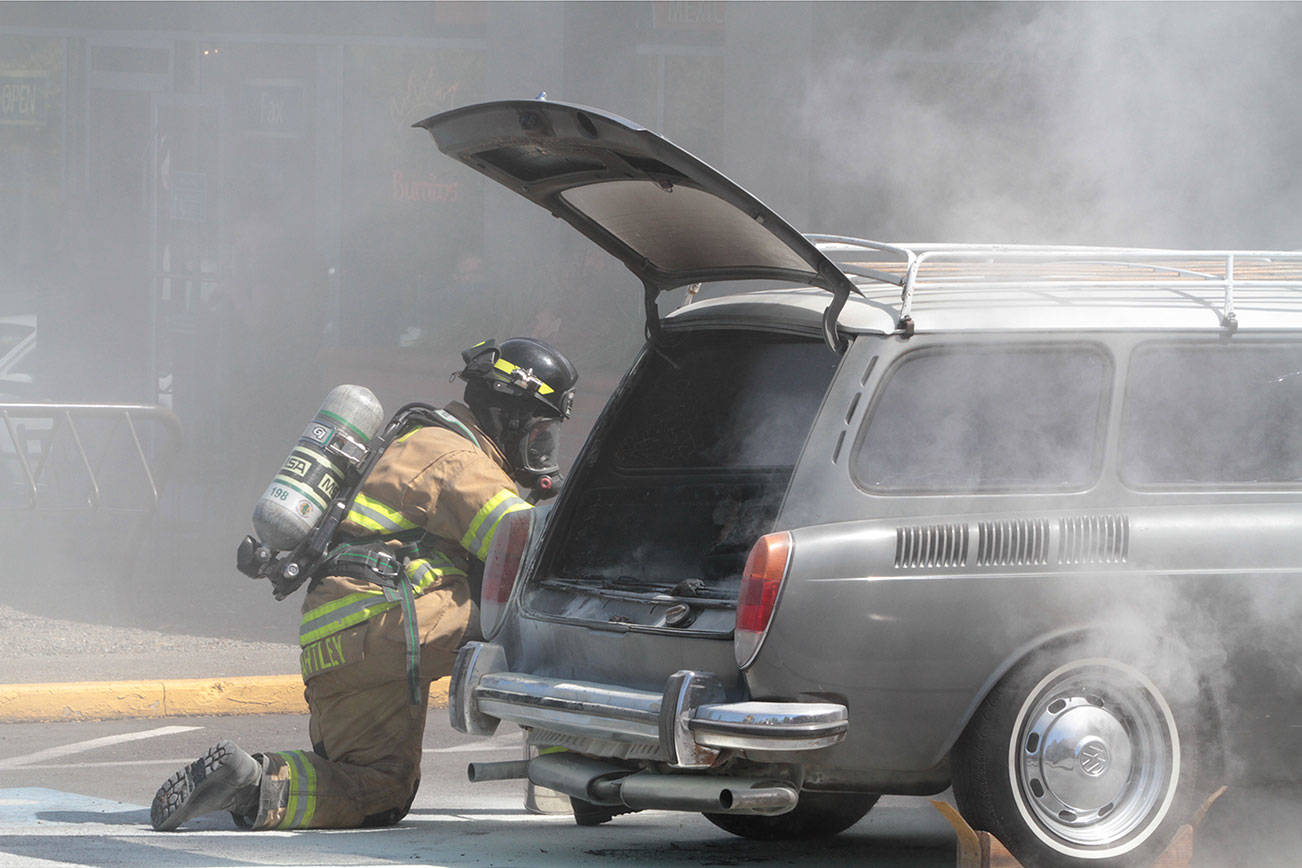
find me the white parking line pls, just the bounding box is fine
[0,758,197,771]
[1,741,520,772]
[0,725,201,771]
[423,742,522,754]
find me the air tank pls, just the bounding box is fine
[252,385,385,551]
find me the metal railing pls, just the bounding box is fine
[808,236,1302,331]
[0,403,183,512]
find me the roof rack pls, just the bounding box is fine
[807,235,1302,335]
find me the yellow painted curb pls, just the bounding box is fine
[0,676,450,723]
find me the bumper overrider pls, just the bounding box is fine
[449,641,850,816]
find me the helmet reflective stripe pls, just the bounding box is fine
[274,750,318,829]
[461,489,532,560]
[298,555,463,645]
[491,357,556,395]
[346,492,419,535]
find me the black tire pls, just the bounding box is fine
[952,643,1210,867]
[703,790,879,840]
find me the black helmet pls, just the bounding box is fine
[457,337,578,482]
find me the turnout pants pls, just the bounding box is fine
[245,572,475,830]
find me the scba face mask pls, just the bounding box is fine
[517,416,562,477]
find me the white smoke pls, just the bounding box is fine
[799,4,1302,248]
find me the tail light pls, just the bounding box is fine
[734,531,792,669]
[480,507,534,638]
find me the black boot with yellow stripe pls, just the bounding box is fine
[151,740,262,831]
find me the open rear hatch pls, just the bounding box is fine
[418,101,844,638]
[416,99,858,349]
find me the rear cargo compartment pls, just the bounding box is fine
[523,330,840,633]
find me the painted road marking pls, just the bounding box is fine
[424,741,522,753]
[0,787,559,831]
[0,725,201,771]
[0,741,518,772]
[0,758,202,771]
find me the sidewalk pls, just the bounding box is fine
[0,605,448,722]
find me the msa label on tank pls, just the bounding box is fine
[274,448,344,501]
[283,454,312,478]
[317,472,340,500]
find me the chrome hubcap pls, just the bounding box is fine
[1011,661,1178,852]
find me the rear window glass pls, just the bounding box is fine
[607,332,839,470]
[1122,342,1302,485]
[853,345,1110,492]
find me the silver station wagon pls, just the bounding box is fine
[418,100,1302,867]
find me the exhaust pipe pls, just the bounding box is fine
[527,752,630,806]
[466,760,530,783]
[520,752,798,816]
[618,774,798,816]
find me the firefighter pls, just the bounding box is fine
[151,337,578,831]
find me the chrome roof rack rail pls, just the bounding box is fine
[808,236,1302,335]
[806,235,920,333]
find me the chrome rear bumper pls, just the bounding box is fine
[449,641,848,768]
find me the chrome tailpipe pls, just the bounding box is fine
[518,752,798,816]
[466,760,531,782]
[618,774,798,815]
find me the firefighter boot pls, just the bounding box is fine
[151,740,262,831]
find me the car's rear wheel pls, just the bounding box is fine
[952,646,1207,867]
[703,790,878,840]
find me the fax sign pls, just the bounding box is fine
[242,80,305,136]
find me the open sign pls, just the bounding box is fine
[0,72,48,127]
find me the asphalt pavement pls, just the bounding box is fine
[0,603,960,867]
[4,605,1301,867]
[0,712,959,867]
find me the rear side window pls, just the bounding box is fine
[1122,342,1302,486]
[853,345,1111,492]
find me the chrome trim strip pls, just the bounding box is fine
[470,670,850,753]
[689,700,849,751]
[688,718,848,739]
[475,672,663,742]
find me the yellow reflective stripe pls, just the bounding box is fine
[301,590,380,624]
[346,492,418,535]
[460,489,513,551]
[275,751,317,829]
[299,555,468,646]
[473,500,531,560]
[277,751,300,829]
[299,752,317,826]
[344,509,386,534]
[404,555,466,592]
[299,595,392,646]
[492,357,555,395]
[461,490,531,560]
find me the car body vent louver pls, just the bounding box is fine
[977,519,1051,567]
[1058,514,1130,565]
[895,524,969,569]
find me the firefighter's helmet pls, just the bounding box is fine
[457,338,578,482]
